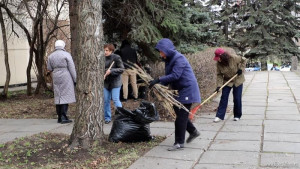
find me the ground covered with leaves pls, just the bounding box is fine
[0,132,164,169]
[0,90,218,168]
[0,90,218,121]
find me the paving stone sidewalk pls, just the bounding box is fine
[128,71,300,169]
[1,71,300,169]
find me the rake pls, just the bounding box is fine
[189,74,238,120]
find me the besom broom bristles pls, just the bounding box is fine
[126,63,189,118]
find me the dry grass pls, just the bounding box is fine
[128,64,189,118]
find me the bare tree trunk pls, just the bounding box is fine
[69,0,104,149]
[291,56,298,71]
[26,46,34,96]
[0,8,10,99]
[261,59,268,71]
[34,28,48,95]
[68,0,79,67]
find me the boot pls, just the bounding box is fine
[61,104,72,124]
[56,105,62,123]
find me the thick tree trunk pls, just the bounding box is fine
[68,0,79,67]
[69,0,104,149]
[0,8,10,99]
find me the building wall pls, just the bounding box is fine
[0,35,37,86]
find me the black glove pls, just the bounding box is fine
[215,87,221,93]
[149,78,160,89]
[237,69,242,75]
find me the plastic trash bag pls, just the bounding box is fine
[133,101,159,124]
[108,101,159,143]
[108,115,152,143]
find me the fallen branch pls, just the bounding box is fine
[127,63,189,118]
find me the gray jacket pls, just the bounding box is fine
[104,54,124,89]
[47,47,76,104]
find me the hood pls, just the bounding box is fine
[120,39,130,48]
[155,38,176,59]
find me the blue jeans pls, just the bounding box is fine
[104,87,122,122]
[216,84,243,120]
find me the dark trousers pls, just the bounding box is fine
[56,104,69,122]
[174,104,197,145]
[216,84,243,120]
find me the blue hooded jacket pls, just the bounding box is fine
[155,38,201,104]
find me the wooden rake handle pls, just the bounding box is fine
[189,74,238,120]
[203,74,238,106]
[104,61,115,80]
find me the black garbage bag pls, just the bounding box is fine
[108,115,152,143]
[108,102,159,143]
[133,101,159,124]
[115,106,136,117]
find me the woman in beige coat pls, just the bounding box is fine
[213,48,247,122]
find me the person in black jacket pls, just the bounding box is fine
[104,44,125,124]
[119,40,138,101]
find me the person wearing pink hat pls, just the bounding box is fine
[213,48,247,122]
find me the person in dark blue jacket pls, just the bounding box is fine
[149,38,201,151]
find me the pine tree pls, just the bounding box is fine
[102,0,216,60]
[208,0,300,62]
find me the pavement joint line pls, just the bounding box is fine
[262,151,300,155]
[217,130,261,133]
[281,72,300,115]
[258,70,269,167]
[144,154,195,161]
[208,149,260,153]
[264,119,300,121]
[265,131,300,134]
[261,151,300,155]
[197,163,257,167]
[222,124,262,126]
[191,107,235,167]
[264,140,300,144]
[191,72,257,168]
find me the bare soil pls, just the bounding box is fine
[0,132,164,169]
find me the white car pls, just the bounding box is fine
[280,66,291,71]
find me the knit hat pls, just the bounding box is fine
[55,40,65,48]
[214,48,225,61]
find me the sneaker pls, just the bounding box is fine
[233,117,240,121]
[167,143,184,151]
[186,130,200,143]
[213,117,222,123]
[105,120,111,124]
